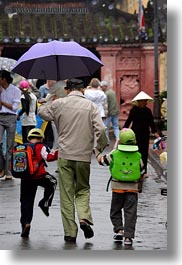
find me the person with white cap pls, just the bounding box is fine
[84,78,107,119]
[123,91,158,174]
[17,80,37,143]
[100,80,120,147]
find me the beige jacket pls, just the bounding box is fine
[38,91,107,162]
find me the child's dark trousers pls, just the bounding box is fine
[20,173,57,227]
[110,191,138,238]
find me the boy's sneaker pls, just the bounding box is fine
[21,224,31,238]
[124,237,133,246]
[38,202,49,217]
[113,230,124,241]
[0,169,4,178]
[4,175,13,180]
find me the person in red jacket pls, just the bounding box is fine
[20,128,58,238]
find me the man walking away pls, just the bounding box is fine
[100,81,120,148]
[38,78,108,243]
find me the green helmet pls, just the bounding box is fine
[118,128,137,152]
[119,128,136,145]
[27,128,45,139]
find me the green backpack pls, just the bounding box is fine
[109,147,141,182]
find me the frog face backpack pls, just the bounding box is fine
[109,128,141,182]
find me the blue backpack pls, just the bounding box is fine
[11,143,39,179]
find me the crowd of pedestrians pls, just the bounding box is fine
[0,71,160,246]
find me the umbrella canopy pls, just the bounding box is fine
[12,40,104,80]
[0,57,17,72]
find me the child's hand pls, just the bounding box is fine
[93,148,104,164]
[50,149,58,156]
[96,154,103,164]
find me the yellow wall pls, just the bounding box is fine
[116,1,167,94]
[117,0,148,14]
[160,52,167,92]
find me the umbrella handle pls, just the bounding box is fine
[56,56,59,81]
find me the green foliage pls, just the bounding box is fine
[160,90,167,130]
[160,90,167,103]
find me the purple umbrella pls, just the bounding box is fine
[12,40,103,80]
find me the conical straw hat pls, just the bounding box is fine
[131,91,153,104]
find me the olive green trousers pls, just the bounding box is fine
[58,158,93,238]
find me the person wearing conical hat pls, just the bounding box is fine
[123,91,158,174]
[131,91,153,103]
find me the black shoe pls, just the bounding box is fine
[80,222,94,239]
[124,237,133,246]
[21,224,31,238]
[38,202,49,217]
[64,236,76,243]
[113,233,123,241]
[113,229,124,241]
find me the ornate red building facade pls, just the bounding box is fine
[97,43,166,127]
[0,1,167,127]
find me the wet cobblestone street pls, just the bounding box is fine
[0,153,167,251]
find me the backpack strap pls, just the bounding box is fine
[26,142,36,154]
[106,176,112,192]
[26,142,46,167]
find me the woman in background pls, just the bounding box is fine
[123,91,158,174]
[17,80,37,143]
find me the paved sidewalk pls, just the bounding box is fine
[0,143,167,250]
